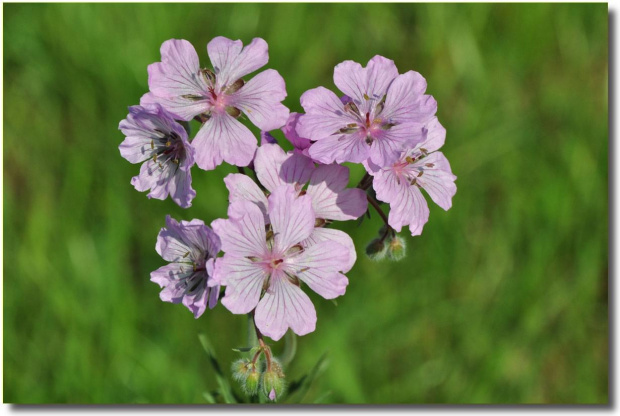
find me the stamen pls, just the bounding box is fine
[201,68,216,85]
[417,170,424,177]
[420,148,428,155]
[365,136,373,145]
[410,178,417,186]
[225,79,245,94]
[425,163,435,168]
[375,95,386,115]
[226,107,242,118]
[166,141,172,147]
[344,101,361,116]
[183,251,190,258]
[339,126,359,134]
[182,94,204,101]
[365,112,370,127]
[363,93,370,100]
[153,154,157,162]
[315,218,326,227]
[405,156,415,164]
[150,140,154,149]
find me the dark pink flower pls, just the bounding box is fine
[151,216,221,318]
[144,37,289,171]
[118,104,196,208]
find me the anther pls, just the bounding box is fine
[150,140,154,149]
[225,79,245,94]
[226,107,242,118]
[425,163,435,168]
[201,68,216,84]
[417,170,424,177]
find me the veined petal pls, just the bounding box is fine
[212,200,268,258]
[192,113,257,171]
[255,270,317,340]
[182,286,210,318]
[140,91,210,122]
[218,256,267,314]
[382,71,436,123]
[224,173,269,219]
[207,37,269,89]
[301,227,357,273]
[333,56,398,114]
[287,240,350,299]
[167,163,196,209]
[412,117,446,154]
[308,132,369,165]
[298,87,357,141]
[368,122,426,168]
[388,183,430,236]
[268,186,315,254]
[306,164,367,221]
[372,167,407,204]
[413,152,457,211]
[230,69,289,131]
[255,144,315,193]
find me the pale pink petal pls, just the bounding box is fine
[381,71,436,123]
[367,122,426,168]
[255,144,315,193]
[372,167,407,204]
[412,117,446,154]
[306,164,367,221]
[218,256,267,314]
[268,186,315,254]
[388,184,430,236]
[224,173,269,219]
[140,91,209,122]
[287,240,349,299]
[413,152,457,210]
[207,37,268,89]
[333,56,398,114]
[301,228,357,273]
[182,287,209,318]
[212,200,268,258]
[308,132,369,165]
[191,113,257,171]
[230,69,289,131]
[297,87,357,141]
[254,270,317,340]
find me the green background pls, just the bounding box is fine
[3,3,608,404]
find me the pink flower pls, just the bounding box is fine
[118,104,196,208]
[368,118,457,236]
[297,55,437,169]
[223,143,367,271]
[151,216,221,318]
[281,112,315,161]
[143,37,289,171]
[212,186,351,340]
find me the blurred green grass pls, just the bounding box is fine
[3,3,608,404]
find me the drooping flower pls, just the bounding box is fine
[151,215,221,318]
[143,37,289,171]
[118,104,196,208]
[223,143,367,271]
[297,55,437,169]
[368,117,457,236]
[212,186,351,340]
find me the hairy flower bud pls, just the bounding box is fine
[365,238,387,261]
[262,358,285,401]
[245,369,261,396]
[386,235,406,261]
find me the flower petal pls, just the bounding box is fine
[382,71,437,123]
[308,131,370,165]
[388,183,430,236]
[368,122,425,168]
[140,92,209,122]
[333,55,398,114]
[230,69,289,131]
[287,240,350,299]
[255,144,315,193]
[218,256,267,314]
[413,152,457,211]
[212,200,268,258]
[298,87,357,141]
[301,227,357,273]
[306,164,367,221]
[268,186,315,253]
[282,112,311,152]
[254,270,316,340]
[224,173,269,219]
[412,117,446,154]
[191,113,257,171]
[207,37,269,89]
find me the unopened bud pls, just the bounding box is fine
[262,370,285,401]
[245,369,261,396]
[231,359,253,382]
[365,238,387,261]
[386,235,406,261]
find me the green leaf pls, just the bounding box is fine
[202,391,217,404]
[198,333,239,404]
[232,347,254,353]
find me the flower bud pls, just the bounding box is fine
[386,235,406,261]
[365,238,387,261]
[231,359,252,382]
[262,370,285,401]
[245,369,261,396]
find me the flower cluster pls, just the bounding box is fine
[118,36,457,399]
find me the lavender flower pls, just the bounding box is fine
[224,143,367,271]
[151,215,221,318]
[297,55,437,169]
[368,118,457,236]
[118,104,196,208]
[143,37,290,171]
[212,187,351,340]
[281,112,315,161]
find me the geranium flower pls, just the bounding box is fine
[297,55,437,169]
[369,118,457,236]
[151,216,221,318]
[143,37,289,171]
[212,186,351,340]
[118,104,196,208]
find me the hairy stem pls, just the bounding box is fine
[367,194,395,241]
[252,313,272,372]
